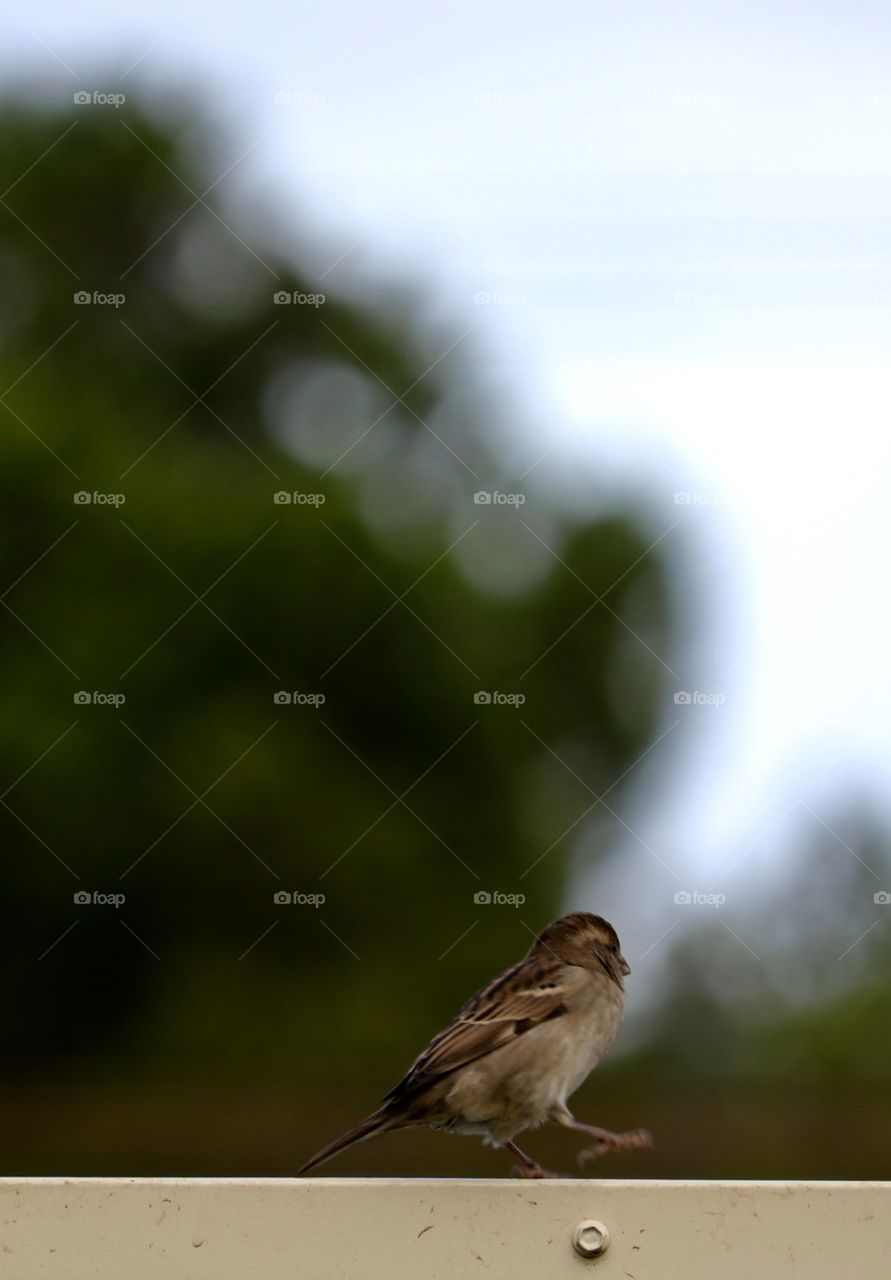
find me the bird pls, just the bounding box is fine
[297,911,652,1177]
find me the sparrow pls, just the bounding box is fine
[298,911,652,1177]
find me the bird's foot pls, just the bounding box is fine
[511,1162,564,1179]
[577,1127,653,1167]
[504,1139,564,1178]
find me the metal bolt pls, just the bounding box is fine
[572,1219,610,1259]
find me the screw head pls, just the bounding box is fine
[572,1219,610,1259]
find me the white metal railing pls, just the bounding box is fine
[1,1177,888,1278]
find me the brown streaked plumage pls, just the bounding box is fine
[298,912,652,1177]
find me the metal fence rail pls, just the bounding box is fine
[1,1177,889,1279]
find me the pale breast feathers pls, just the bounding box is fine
[383,958,590,1103]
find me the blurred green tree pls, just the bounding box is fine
[0,93,675,1104]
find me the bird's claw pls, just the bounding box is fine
[577,1142,610,1166]
[577,1128,653,1167]
[615,1126,654,1152]
[511,1163,564,1179]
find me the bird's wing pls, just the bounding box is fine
[383,955,581,1103]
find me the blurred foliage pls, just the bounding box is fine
[647,806,891,1090]
[613,805,891,1178]
[0,91,673,1111]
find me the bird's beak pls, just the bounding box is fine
[619,954,631,976]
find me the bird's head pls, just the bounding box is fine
[530,912,630,986]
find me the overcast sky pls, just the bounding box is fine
[4,1,891,940]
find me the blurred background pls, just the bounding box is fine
[2,1,891,1180]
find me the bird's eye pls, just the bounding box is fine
[608,942,618,954]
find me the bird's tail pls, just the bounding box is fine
[297,1106,399,1175]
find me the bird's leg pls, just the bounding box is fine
[504,1140,563,1179]
[551,1111,653,1167]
